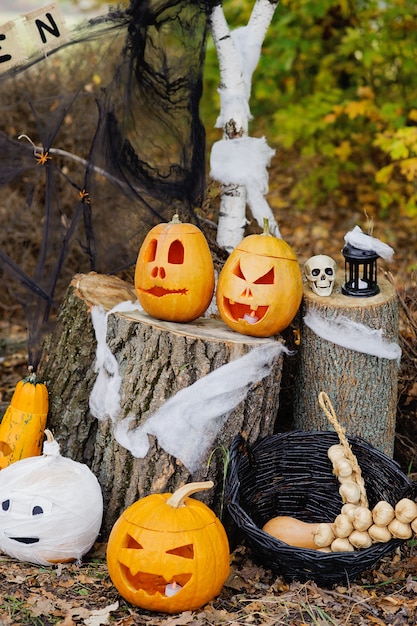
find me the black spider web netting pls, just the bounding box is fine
[0,0,219,367]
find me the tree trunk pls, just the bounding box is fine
[209,0,279,251]
[293,273,399,457]
[38,273,285,537]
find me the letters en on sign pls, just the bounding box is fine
[0,2,70,74]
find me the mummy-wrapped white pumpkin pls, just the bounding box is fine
[0,431,103,566]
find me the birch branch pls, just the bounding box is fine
[209,0,280,251]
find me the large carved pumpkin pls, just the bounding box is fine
[106,481,230,613]
[216,219,303,337]
[0,368,48,469]
[134,214,215,322]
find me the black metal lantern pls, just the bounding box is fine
[342,243,380,297]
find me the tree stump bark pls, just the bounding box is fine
[38,273,285,538]
[293,272,399,457]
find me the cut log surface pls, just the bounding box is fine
[293,272,399,458]
[39,273,285,537]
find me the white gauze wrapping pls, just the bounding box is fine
[89,301,140,422]
[210,136,279,236]
[0,437,103,566]
[89,302,289,472]
[304,310,401,364]
[114,341,289,473]
[344,225,395,261]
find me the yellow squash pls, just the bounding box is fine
[0,369,48,468]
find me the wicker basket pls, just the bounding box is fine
[226,431,415,586]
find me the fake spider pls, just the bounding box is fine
[35,150,51,166]
[79,189,91,204]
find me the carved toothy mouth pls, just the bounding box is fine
[10,537,40,544]
[140,287,187,297]
[223,299,268,324]
[121,565,192,596]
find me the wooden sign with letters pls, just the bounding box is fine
[0,2,70,74]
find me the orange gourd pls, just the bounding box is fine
[262,516,328,550]
[106,481,230,613]
[134,214,215,322]
[216,219,303,337]
[0,369,48,469]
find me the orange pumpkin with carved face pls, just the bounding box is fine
[106,482,230,613]
[134,215,215,322]
[216,220,303,337]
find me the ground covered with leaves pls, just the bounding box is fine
[1,540,417,625]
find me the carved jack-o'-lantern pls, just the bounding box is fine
[216,219,303,337]
[0,430,103,566]
[106,481,230,613]
[134,214,215,322]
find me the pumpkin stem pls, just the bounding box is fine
[24,366,40,385]
[171,213,181,224]
[263,217,271,236]
[166,481,214,508]
[44,428,54,443]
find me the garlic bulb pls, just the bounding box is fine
[313,522,335,548]
[331,537,355,552]
[394,498,417,524]
[341,503,359,520]
[339,481,361,505]
[411,517,417,535]
[333,459,353,479]
[348,530,372,549]
[333,514,354,538]
[368,524,392,543]
[352,506,373,532]
[388,518,412,540]
[327,444,346,464]
[372,500,395,526]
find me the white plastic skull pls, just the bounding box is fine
[304,255,337,296]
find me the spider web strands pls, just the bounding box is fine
[0,0,213,368]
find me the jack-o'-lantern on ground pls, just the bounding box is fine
[216,218,303,337]
[106,481,230,613]
[135,214,215,322]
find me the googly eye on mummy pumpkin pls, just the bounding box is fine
[0,430,103,566]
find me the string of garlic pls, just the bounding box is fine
[312,392,417,551]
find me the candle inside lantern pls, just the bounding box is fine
[358,278,368,289]
[165,581,182,597]
[243,312,258,324]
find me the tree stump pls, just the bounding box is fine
[38,273,286,537]
[293,272,399,457]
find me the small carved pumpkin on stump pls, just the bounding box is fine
[106,481,230,613]
[135,214,215,322]
[216,218,303,337]
[0,368,48,468]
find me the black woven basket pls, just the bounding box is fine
[225,431,415,586]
